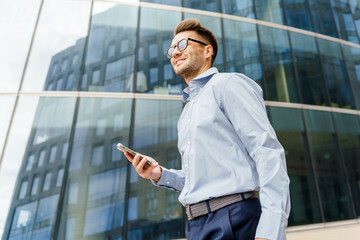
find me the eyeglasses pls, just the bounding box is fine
[166,38,208,59]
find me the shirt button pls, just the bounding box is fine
[166,181,170,185]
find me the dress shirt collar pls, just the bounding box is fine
[182,67,219,102]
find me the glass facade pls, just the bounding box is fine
[1,0,360,239]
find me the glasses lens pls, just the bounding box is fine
[178,39,187,51]
[166,47,174,59]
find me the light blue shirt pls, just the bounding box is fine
[153,68,290,240]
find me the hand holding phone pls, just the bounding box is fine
[117,143,162,181]
[117,143,153,166]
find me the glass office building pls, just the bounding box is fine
[0,0,359,239]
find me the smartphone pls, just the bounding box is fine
[117,143,153,166]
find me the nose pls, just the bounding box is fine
[172,46,182,58]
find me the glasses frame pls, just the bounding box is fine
[166,37,208,59]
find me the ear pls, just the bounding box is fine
[204,45,214,60]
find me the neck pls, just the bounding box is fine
[184,65,212,85]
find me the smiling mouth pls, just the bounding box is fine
[175,58,185,64]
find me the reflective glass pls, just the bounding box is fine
[304,110,353,221]
[284,0,313,31]
[309,0,338,38]
[331,0,359,43]
[342,45,360,109]
[137,7,182,94]
[349,0,360,38]
[141,0,181,6]
[82,3,138,92]
[318,38,354,108]
[1,96,76,239]
[0,96,16,159]
[0,0,42,92]
[223,18,263,87]
[21,0,91,91]
[183,0,220,12]
[289,32,329,106]
[269,107,322,225]
[333,113,360,217]
[221,0,255,18]
[7,201,37,239]
[258,26,298,102]
[183,14,224,72]
[255,0,285,24]
[127,99,184,239]
[58,98,132,239]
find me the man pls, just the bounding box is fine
[124,18,290,240]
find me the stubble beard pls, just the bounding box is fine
[174,59,203,80]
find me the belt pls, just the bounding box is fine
[184,191,257,220]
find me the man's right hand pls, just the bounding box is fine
[124,152,162,181]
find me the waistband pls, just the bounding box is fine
[184,191,257,220]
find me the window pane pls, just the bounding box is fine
[284,0,313,31]
[223,18,263,86]
[333,113,360,217]
[349,0,360,38]
[309,0,338,37]
[8,202,37,239]
[0,0,42,91]
[183,14,225,72]
[255,0,285,24]
[183,0,220,12]
[258,26,298,102]
[342,45,360,109]
[0,96,75,238]
[82,3,138,93]
[289,32,328,106]
[43,173,52,192]
[318,38,354,109]
[31,177,40,196]
[127,99,184,239]
[137,7,182,94]
[56,168,64,187]
[38,149,46,167]
[269,107,322,225]
[221,0,255,18]
[58,98,132,239]
[304,110,354,221]
[18,181,29,200]
[331,0,359,43]
[141,0,181,6]
[21,0,91,91]
[49,145,57,163]
[34,194,59,233]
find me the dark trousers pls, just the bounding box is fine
[186,198,261,240]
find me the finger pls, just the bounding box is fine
[132,154,141,168]
[136,156,148,173]
[124,152,134,162]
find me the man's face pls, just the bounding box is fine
[169,31,210,81]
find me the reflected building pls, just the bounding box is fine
[1,1,360,240]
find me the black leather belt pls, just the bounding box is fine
[184,191,257,220]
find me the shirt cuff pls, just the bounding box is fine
[150,167,182,192]
[255,210,288,240]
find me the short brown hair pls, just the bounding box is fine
[174,18,218,65]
